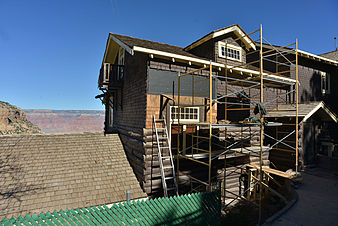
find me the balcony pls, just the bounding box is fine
[98,64,124,88]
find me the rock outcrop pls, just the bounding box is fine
[0,101,41,135]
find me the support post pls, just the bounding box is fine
[295,39,299,173]
[177,73,180,185]
[208,62,213,192]
[259,24,264,224]
[183,125,187,155]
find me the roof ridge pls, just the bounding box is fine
[111,33,185,49]
[0,131,108,138]
[184,24,240,50]
[319,49,338,56]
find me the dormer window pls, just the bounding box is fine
[218,42,242,62]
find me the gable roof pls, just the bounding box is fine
[257,42,338,66]
[320,49,338,61]
[184,24,256,51]
[103,30,297,86]
[111,33,203,59]
[0,132,146,219]
[266,101,337,123]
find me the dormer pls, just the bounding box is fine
[184,24,256,66]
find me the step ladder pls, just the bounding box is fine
[153,116,178,197]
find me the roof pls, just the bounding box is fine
[266,101,337,122]
[111,33,203,59]
[1,191,221,225]
[257,42,338,66]
[184,24,256,51]
[106,33,296,86]
[0,132,146,219]
[320,49,338,61]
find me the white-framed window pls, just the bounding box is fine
[170,106,199,123]
[320,72,330,95]
[218,42,242,62]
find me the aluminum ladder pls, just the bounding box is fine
[153,116,178,197]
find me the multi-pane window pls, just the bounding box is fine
[170,106,199,122]
[219,42,242,61]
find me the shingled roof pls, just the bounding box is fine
[0,132,146,219]
[111,33,203,59]
[266,101,337,122]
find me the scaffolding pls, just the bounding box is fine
[174,25,299,223]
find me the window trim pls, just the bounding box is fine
[218,42,242,62]
[170,106,200,123]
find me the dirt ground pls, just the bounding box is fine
[271,168,338,226]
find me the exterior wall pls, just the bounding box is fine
[187,38,215,61]
[187,34,247,67]
[264,117,302,171]
[147,58,218,129]
[104,52,148,192]
[145,94,217,129]
[109,51,148,133]
[292,57,338,114]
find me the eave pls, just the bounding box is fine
[184,25,256,51]
[298,50,338,66]
[132,46,296,86]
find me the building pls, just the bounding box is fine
[97,24,337,197]
[0,132,146,219]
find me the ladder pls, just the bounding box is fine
[153,116,178,197]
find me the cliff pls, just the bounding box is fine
[0,101,41,135]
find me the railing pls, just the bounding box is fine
[98,64,124,87]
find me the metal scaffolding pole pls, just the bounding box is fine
[259,24,264,224]
[172,24,299,223]
[295,39,299,174]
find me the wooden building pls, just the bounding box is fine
[96,24,337,197]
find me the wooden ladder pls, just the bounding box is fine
[153,116,178,197]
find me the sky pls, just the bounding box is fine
[0,0,337,110]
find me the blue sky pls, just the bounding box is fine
[0,0,337,110]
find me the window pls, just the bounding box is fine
[118,47,125,80]
[218,42,242,61]
[170,106,199,123]
[320,72,330,95]
[109,96,114,126]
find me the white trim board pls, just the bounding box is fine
[133,46,297,84]
[302,102,337,123]
[298,50,338,66]
[185,25,256,51]
[110,34,134,55]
